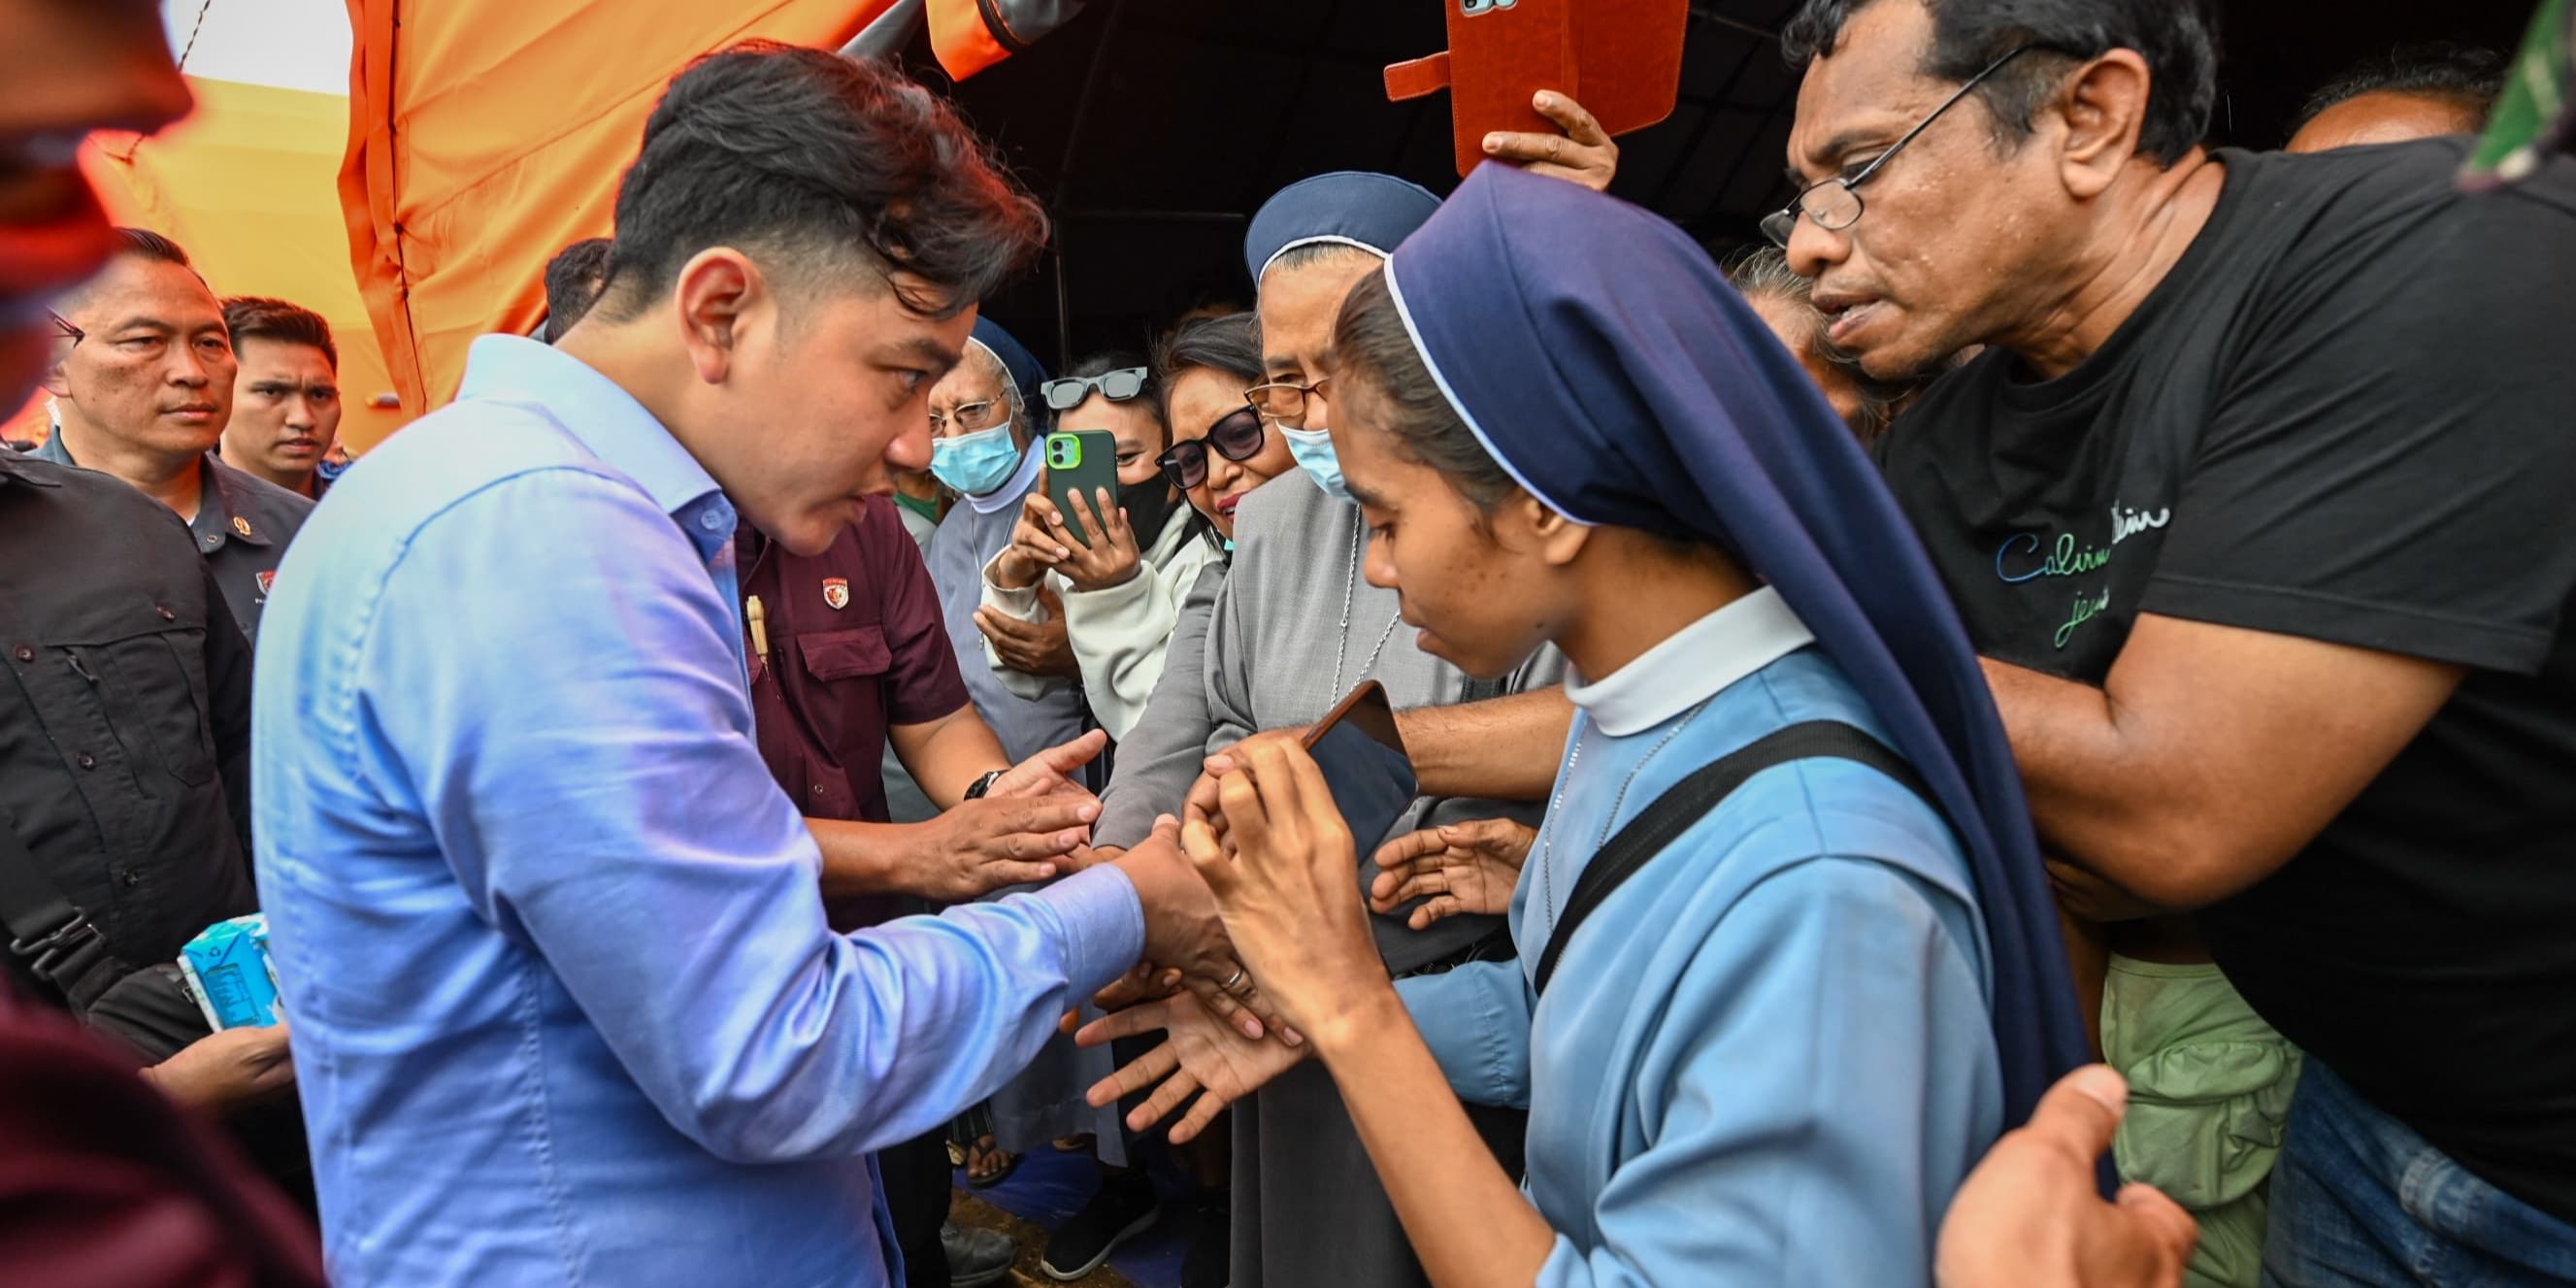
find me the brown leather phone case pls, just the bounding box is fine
[1386,0,1688,178]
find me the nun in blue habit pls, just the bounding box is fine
[1097,164,2089,1286]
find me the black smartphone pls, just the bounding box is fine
[1043,429,1121,548]
[1299,681,1417,850]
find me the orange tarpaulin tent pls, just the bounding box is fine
[339,0,1029,418]
[3,78,407,452]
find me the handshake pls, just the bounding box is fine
[1085,732,1540,1147]
[885,726,1542,1146]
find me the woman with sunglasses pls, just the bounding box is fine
[1151,313,1296,548]
[1083,166,2091,1287]
[979,353,1225,742]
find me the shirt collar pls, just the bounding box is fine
[0,448,58,489]
[965,440,1043,514]
[31,432,255,549]
[457,335,726,526]
[194,455,275,550]
[1566,586,1816,737]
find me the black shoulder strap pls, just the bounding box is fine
[0,799,128,1010]
[1533,720,1940,996]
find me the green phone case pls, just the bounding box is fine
[1043,430,1122,548]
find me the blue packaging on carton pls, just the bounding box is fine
[176,913,281,1030]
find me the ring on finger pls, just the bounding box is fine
[1221,965,1249,994]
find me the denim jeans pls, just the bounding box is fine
[2262,1060,2576,1287]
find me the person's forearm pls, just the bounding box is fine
[889,710,1011,809]
[1318,987,1556,1288]
[809,816,925,899]
[1395,687,1572,802]
[1978,659,2197,897]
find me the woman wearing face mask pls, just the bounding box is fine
[1151,313,1293,548]
[1085,167,2091,1287]
[979,353,1224,742]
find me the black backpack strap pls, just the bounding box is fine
[0,800,129,1010]
[1533,720,1939,996]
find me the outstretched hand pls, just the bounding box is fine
[1370,817,1535,928]
[1078,989,1307,1144]
[1935,1066,2198,1288]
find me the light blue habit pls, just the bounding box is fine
[1398,588,2004,1286]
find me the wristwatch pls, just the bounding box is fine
[964,770,1005,801]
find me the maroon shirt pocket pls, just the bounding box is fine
[789,627,895,823]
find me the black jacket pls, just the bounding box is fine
[0,451,257,1005]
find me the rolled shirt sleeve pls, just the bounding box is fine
[359,473,1143,1162]
[873,510,974,727]
[1094,564,1227,849]
[1059,537,1224,741]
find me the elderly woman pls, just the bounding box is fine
[1087,166,2089,1286]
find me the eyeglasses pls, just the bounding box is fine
[1157,408,1269,490]
[1244,376,1334,429]
[1040,367,1148,412]
[1762,43,2051,249]
[928,398,1004,435]
[49,312,83,347]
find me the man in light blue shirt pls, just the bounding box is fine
[250,47,1221,1286]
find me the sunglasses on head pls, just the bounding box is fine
[1156,408,1268,491]
[1040,367,1148,412]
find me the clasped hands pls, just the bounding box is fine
[1079,732,1537,1143]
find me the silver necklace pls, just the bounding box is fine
[1538,696,1717,931]
[1330,522,1403,689]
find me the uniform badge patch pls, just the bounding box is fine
[231,515,253,538]
[822,578,850,611]
[255,570,276,596]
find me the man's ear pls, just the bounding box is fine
[41,347,73,400]
[672,248,763,385]
[2052,48,2155,200]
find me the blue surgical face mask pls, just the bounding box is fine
[930,422,1020,496]
[1279,425,1353,505]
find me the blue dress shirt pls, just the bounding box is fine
[250,336,1143,1286]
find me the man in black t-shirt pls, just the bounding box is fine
[1776,1,2576,1282]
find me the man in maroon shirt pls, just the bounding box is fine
[738,493,1105,1288]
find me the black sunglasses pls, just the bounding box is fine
[1040,367,1148,412]
[1156,408,1268,491]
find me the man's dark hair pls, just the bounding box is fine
[2295,42,2505,137]
[597,43,1047,322]
[544,238,613,342]
[1782,0,2221,165]
[114,226,193,269]
[222,296,338,370]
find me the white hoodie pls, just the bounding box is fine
[978,505,1225,740]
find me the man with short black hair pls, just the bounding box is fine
[542,236,612,343]
[255,44,1238,1286]
[2288,41,2504,152]
[40,229,312,638]
[1777,1,2576,1281]
[218,296,342,500]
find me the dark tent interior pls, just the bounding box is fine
[899,0,2535,368]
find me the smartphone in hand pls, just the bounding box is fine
[1044,430,1121,548]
